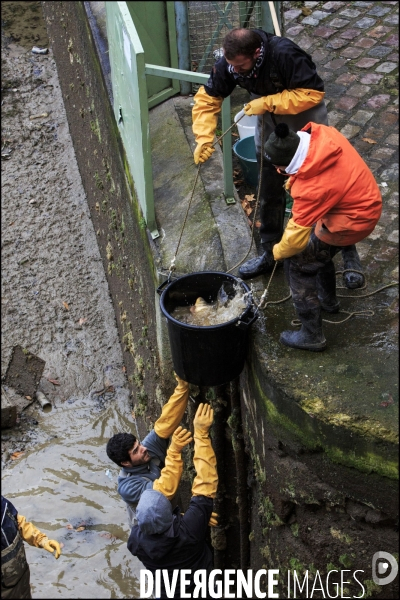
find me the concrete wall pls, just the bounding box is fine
[42,1,165,442]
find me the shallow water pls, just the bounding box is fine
[2,392,145,598]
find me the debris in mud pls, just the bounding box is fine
[31,46,48,54]
[3,345,45,398]
[29,112,49,120]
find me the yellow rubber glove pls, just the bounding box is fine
[192,86,223,164]
[208,512,218,527]
[154,374,189,439]
[153,426,193,500]
[17,514,61,558]
[191,403,218,498]
[273,217,313,261]
[244,89,325,116]
[39,537,61,559]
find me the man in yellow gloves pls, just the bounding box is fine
[106,374,191,528]
[192,27,365,288]
[263,122,381,351]
[1,495,61,599]
[127,403,218,599]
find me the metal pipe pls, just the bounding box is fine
[36,391,52,412]
[174,2,192,95]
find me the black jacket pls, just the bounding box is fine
[204,29,324,99]
[128,496,213,599]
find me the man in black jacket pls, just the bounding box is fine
[127,403,217,599]
[192,28,364,288]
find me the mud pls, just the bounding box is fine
[1,2,144,596]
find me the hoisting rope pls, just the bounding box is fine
[166,113,398,326]
[167,112,248,280]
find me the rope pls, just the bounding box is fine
[167,164,202,278]
[227,114,266,274]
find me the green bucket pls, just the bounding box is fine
[233,136,258,188]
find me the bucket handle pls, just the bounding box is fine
[156,279,170,296]
[235,308,258,330]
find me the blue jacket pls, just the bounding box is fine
[117,430,168,508]
[128,496,214,599]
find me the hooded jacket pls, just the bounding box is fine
[273,123,382,259]
[128,496,213,599]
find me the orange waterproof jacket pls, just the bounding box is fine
[287,123,382,246]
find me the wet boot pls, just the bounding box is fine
[341,245,365,289]
[280,307,326,352]
[317,262,340,313]
[238,241,276,279]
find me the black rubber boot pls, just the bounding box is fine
[341,245,365,289]
[238,242,276,279]
[317,261,340,313]
[280,308,326,352]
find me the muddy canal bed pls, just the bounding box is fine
[1,2,143,596]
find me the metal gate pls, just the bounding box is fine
[187,1,281,82]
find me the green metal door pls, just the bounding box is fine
[126,1,180,108]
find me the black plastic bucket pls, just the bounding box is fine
[158,272,258,387]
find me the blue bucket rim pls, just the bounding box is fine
[233,137,257,163]
[160,271,253,330]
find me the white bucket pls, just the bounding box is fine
[234,109,257,140]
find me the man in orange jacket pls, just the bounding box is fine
[192,27,366,288]
[264,122,382,351]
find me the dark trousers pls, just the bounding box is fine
[284,231,341,311]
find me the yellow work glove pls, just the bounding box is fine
[192,403,218,498]
[194,143,215,165]
[39,537,61,559]
[192,86,223,165]
[208,512,218,527]
[273,218,313,261]
[153,426,193,500]
[154,374,189,439]
[244,89,325,116]
[17,514,61,558]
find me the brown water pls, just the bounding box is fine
[171,285,249,326]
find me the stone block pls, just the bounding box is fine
[383,14,399,25]
[354,17,377,28]
[340,47,364,58]
[367,6,391,16]
[368,45,392,58]
[286,25,305,36]
[348,84,371,98]
[335,96,359,111]
[335,73,357,84]
[339,9,361,18]
[284,8,303,21]
[375,62,397,73]
[301,17,320,26]
[349,110,374,125]
[327,37,349,49]
[354,37,376,48]
[324,58,347,70]
[329,18,350,28]
[366,94,391,109]
[369,25,392,38]
[313,26,335,38]
[355,58,380,68]
[383,34,399,46]
[359,73,383,84]
[340,124,361,139]
[386,134,399,146]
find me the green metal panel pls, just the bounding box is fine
[105,2,158,237]
[126,1,180,107]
